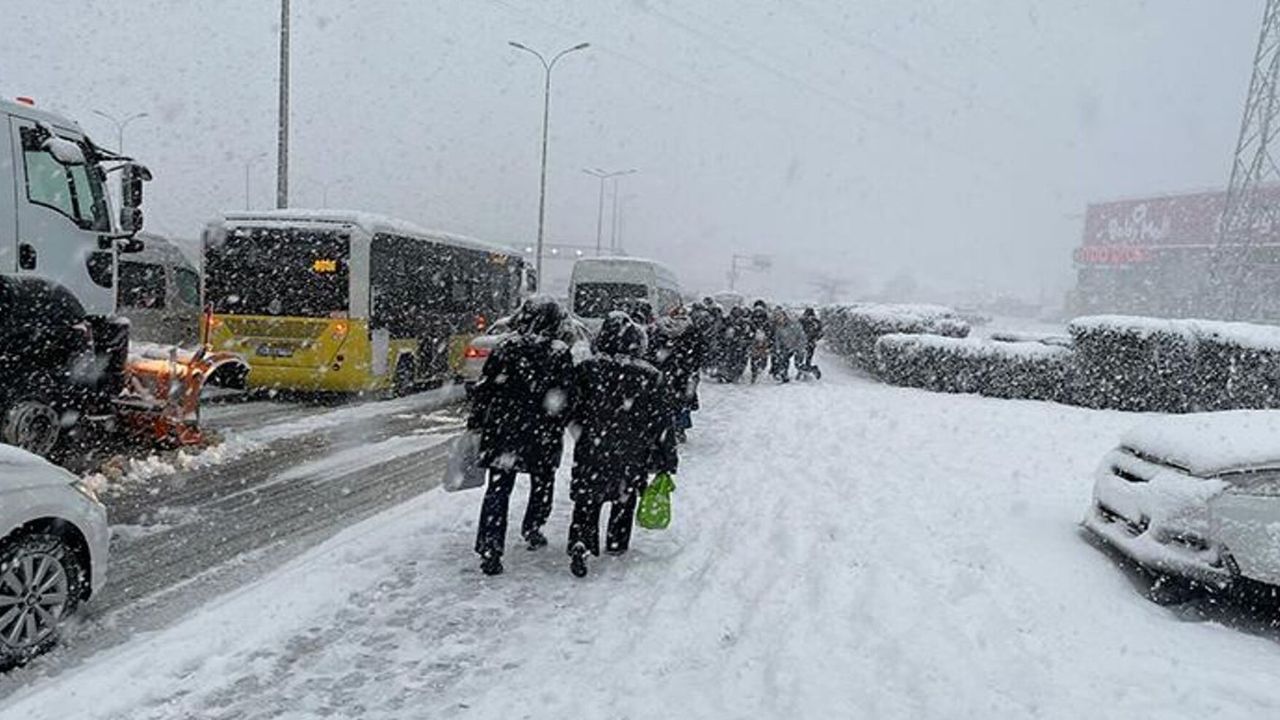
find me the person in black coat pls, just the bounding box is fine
[718,305,751,382]
[799,307,824,373]
[567,312,678,578]
[748,300,774,383]
[650,307,704,442]
[469,297,575,576]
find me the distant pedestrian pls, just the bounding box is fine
[567,312,678,578]
[799,307,824,376]
[469,297,575,576]
[771,307,805,382]
[719,305,751,382]
[748,300,773,383]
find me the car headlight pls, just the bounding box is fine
[71,479,104,507]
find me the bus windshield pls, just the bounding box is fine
[573,282,648,318]
[205,228,350,317]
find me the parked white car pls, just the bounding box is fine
[1083,410,1280,590]
[458,316,593,385]
[0,445,109,668]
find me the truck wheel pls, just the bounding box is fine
[392,357,417,397]
[1,401,62,458]
[0,533,86,670]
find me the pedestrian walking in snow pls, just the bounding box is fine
[719,305,752,382]
[771,307,806,382]
[798,307,824,378]
[748,300,774,383]
[468,297,576,576]
[567,312,679,578]
[650,305,704,443]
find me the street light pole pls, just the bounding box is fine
[583,168,635,255]
[509,40,590,284]
[276,0,291,209]
[91,110,149,154]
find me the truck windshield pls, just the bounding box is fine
[205,228,350,317]
[573,282,648,318]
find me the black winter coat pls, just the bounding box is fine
[569,354,678,503]
[650,317,704,411]
[800,315,823,342]
[469,334,575,473]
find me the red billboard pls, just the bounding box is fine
[1077,185,1280,265]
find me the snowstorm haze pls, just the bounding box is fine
[0,0,1260,302]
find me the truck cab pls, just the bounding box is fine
[0,97,149,457]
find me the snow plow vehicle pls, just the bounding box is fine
[0,97,240,462]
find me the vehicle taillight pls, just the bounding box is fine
[331,320,349,340]
[464,345,489,360]
[15,96,35,106]
[476,314,487,331]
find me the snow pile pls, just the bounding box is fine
[86,385,465,495]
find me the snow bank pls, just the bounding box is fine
[86,385,465,494]
[823,302,970,371]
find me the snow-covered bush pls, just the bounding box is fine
[1068,315,1280,412]
[875,334,1073,402]
[821,303,970,372]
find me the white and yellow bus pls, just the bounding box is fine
[202,210,532,394]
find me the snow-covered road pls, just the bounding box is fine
[5,355,1280,719]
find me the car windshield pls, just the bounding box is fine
[573,281,647,318]
[13,5,1280,719]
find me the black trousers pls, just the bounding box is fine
[801,341,817,369]
[568,485,641,557]
[475,469,555,557]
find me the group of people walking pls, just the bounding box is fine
[465,295,822,579]
[689,299,824,384]
[467,298,687,578]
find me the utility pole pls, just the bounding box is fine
[276,0,291,209]
[583,168,635,255]
[1210,0,1280,320]
[509,41,591,282]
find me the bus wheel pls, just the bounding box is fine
[393,357,417,397]
[1,400,62,459]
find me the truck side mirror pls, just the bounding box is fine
[119,163,152,234]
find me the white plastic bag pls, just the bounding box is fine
[442,431,486,492]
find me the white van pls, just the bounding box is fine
[569,257,682,333]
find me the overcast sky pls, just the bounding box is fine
[0,0,1263,302]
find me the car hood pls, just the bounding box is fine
[1121,410,1280,477]
[0,445,78,491]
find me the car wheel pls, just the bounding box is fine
[392,356,416,398]
[1,400,62,459]
[0,533,86,670]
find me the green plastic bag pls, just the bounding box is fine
[637,472,676,530]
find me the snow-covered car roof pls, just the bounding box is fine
[1121,410,1280,477]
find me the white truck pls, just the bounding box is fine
[0,96,151,458]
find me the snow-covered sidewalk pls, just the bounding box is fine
[7,355,1280,719]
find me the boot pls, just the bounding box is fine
[480,552,504,576]
[569,543,589,578]
[525,528,548,551]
